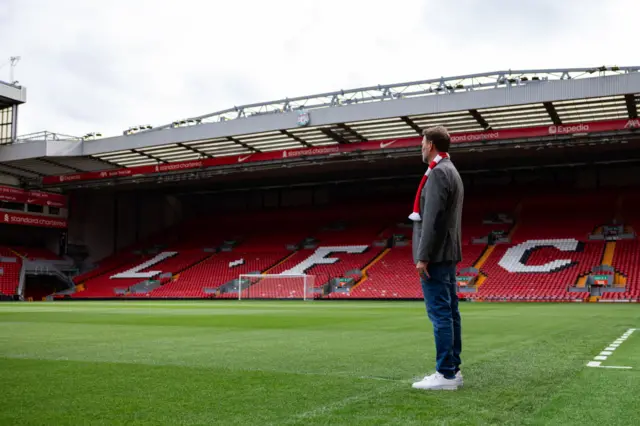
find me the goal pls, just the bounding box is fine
[238,274,316,300]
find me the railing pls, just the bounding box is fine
[15,130,82,144]
[23,260,76,291]
[17,262,26,300]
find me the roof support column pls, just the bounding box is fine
[625,94,638,118]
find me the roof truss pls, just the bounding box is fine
[131,67,640,130]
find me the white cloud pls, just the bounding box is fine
[0,0,637,137]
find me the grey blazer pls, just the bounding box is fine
[412,158,464,264]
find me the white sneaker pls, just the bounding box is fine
[411,372,459,391]
[455,371,463,387]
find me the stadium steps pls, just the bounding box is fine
[171,252,217,279]
[474,273,488,289]
[597,242,625,288]
[601,242,616,266]
[263,251,298,274]
[600,242,629,287]
[462,245,495,291]
[9,249,25,259]
[575,275,588,288]
[350,248,391,291]
[614,272,627,287]
[573,242,621,289]
[473,245,496,270]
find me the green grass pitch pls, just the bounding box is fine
[1,301,639,425]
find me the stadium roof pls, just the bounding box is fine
[1,66,640,181]
[0,79,26,108]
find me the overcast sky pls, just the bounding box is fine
[0,0,637,137]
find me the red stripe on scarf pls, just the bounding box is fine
[409,153,449,221]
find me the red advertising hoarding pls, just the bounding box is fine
[0,185,67,207]
[0,211,67,228]
[42,118,640,185]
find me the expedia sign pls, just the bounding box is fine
[548,124,590,135]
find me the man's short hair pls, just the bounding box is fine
[422,126,451,152]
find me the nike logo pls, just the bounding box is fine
[238,155,252,162]
[380,140,397,149]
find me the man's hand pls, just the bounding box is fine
[416,261,429,280]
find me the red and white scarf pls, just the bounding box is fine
[408,153,449,221]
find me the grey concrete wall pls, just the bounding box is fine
[68,191,182,263]
[67,192,116,263]
[116,192,137,251]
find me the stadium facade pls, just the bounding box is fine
[0,67,639,302]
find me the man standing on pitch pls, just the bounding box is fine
[410,126,464,391]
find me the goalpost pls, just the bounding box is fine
[238,274,316,300]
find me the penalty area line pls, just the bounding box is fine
[586,364,632,370]
[586,328,636,369]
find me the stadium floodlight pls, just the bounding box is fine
[171,119,202,129]
[82,132,102,140]
[123,125,153,135]
[238,274,315,301]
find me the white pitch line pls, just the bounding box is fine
[590,365,633,370]
[586,328,636,369]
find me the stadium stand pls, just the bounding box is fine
[150,251,287,298]
[328,192,518,299]
[73,249,209,298]
[0,259,21,296]
[42,187,639,302]
[72,204,394,298]
[467,190,613,302]
[604,241,640,300]
[2,66,640,305]
[0,247,21,296]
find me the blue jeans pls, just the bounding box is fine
[420,262,462,379]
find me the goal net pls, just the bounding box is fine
[238,274,316,300]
